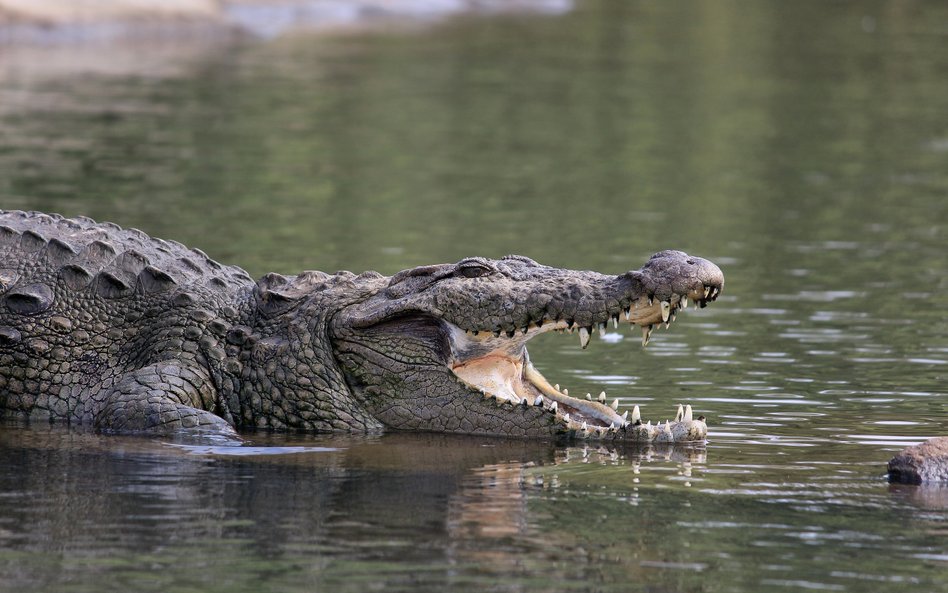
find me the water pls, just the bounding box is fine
[1,1,947,591]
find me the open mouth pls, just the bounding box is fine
[448,286,719,437]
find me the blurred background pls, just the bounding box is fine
[0,2,947,592]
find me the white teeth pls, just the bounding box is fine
[550,401,558,412]
[624,308,631,321]
[611,398,619,411]
[554,384,560,391]
[704,286,711,298]
[622,410,629,421]
[579,327,590,349]
[675,404,684,422]
[581,421,588,431]
[598,392,606,403]
[534,395,543,406]
[631,405,641,423]
[585,393,592,400]
[660,301,670,322]
[612,317,618,329]
[563,413,570,423]
[647,297,653,306]
[642,325,652,347]
[563,388,569,396]
[681,297,688,310]
[684,404,693,422]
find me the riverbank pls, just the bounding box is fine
[0,0,571,43]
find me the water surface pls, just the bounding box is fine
[0,1,946,591]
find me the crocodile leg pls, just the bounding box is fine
[95,363,235,435]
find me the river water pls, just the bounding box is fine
[0,1,946,592]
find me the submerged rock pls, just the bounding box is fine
[887,437,948,484]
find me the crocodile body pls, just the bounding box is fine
[0,210,723,442]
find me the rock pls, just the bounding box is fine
[887,437,948,484]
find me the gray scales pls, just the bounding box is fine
[0,210,725,442]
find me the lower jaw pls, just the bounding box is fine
[451,350,632,429]
[447,326,708,441]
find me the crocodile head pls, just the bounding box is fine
[330,251,723,442]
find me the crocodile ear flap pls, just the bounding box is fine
[254,271,331,317]
[256,288,297,316]
[254,273,296,316]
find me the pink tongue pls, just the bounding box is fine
[452,355,526,403]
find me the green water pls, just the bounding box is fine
[1,1,947,591]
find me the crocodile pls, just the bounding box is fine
[0,210,723,442]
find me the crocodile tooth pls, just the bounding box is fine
[681,297,688,310]
[534,395,544,406]
[631,405,641,423]
[554,384,560,391]
[598,322,606,335]
[585,393,592,400]
[675,404,684,422]
[581,421,588,431]
[624,308,631,321]
[704,286,711,298]
[579,327,591,349]
[684,404,693,422]
[646,420,652,428]
[671,313,676,323]
[563,388,569,396]
[550,402,558,413]
[598,392,606,403]
[622,410,629,421]
[660,301,671,322]
[642,325,652,347]
[613,317,619,329]
[609,422,616,431]
[664,322,670,330]
[563,413,570,423]
[611,398,619,411]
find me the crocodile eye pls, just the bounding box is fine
[457,264,491,279]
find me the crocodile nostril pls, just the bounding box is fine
[686,259,696,265]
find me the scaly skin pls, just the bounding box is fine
[0,210,724,442]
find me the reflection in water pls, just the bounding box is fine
[0,426,713,593]
[1,0,948,591]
